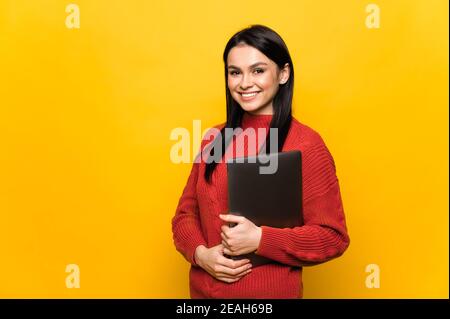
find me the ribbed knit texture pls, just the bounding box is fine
[172,112,350,298]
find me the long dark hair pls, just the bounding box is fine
[204,24,295,183]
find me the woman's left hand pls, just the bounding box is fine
[219,213,262,256]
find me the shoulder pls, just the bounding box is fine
[289,117,328,150]
[201,122,226,145]
[205,121,226,134]
[289,117,336,170]
[290,118,340,201]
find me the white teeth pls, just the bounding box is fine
[242,92,258,97]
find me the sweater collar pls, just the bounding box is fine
[241,112,273,130]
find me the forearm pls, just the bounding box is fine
[172,216,207,266]
[256,224,349,267]
[194,244,208,267]
[256,181,350,267]
[171,161,207,266]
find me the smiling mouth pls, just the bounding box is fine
[239,91,261,97]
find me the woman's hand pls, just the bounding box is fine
[219,214,262,256]
[194,244,252,283]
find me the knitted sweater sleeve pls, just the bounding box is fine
[255,134,350,267]
[171,159,207,267]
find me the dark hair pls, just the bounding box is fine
[204,24,294,183]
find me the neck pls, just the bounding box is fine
[247,103,274,116]
[241,111,273,129]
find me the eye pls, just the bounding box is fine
[229,71,239,76]
[254,68,265,74]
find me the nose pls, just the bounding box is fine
[240,73,254,90]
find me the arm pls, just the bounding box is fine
[171,161,207,266]
[255,138,350,267]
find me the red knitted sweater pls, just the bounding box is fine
[172,112,350,298]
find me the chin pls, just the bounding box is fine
[240,105,263,113]
[239,100,270,113]
[232,93,271,114]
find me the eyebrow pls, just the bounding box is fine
[227,62,268,70]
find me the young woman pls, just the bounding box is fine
[172,24,350,298]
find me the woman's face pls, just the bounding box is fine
[227,43,289,115]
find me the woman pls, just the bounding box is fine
[172,24,350,298]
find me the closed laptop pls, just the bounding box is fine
[225,150,303,267]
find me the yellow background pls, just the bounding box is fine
[0,0,448,298]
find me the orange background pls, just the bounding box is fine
[0,0,448,298]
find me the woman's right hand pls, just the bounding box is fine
[194,244,252,283]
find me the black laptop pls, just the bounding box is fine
[225,150,303,267]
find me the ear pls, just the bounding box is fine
[279,63,290,84]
